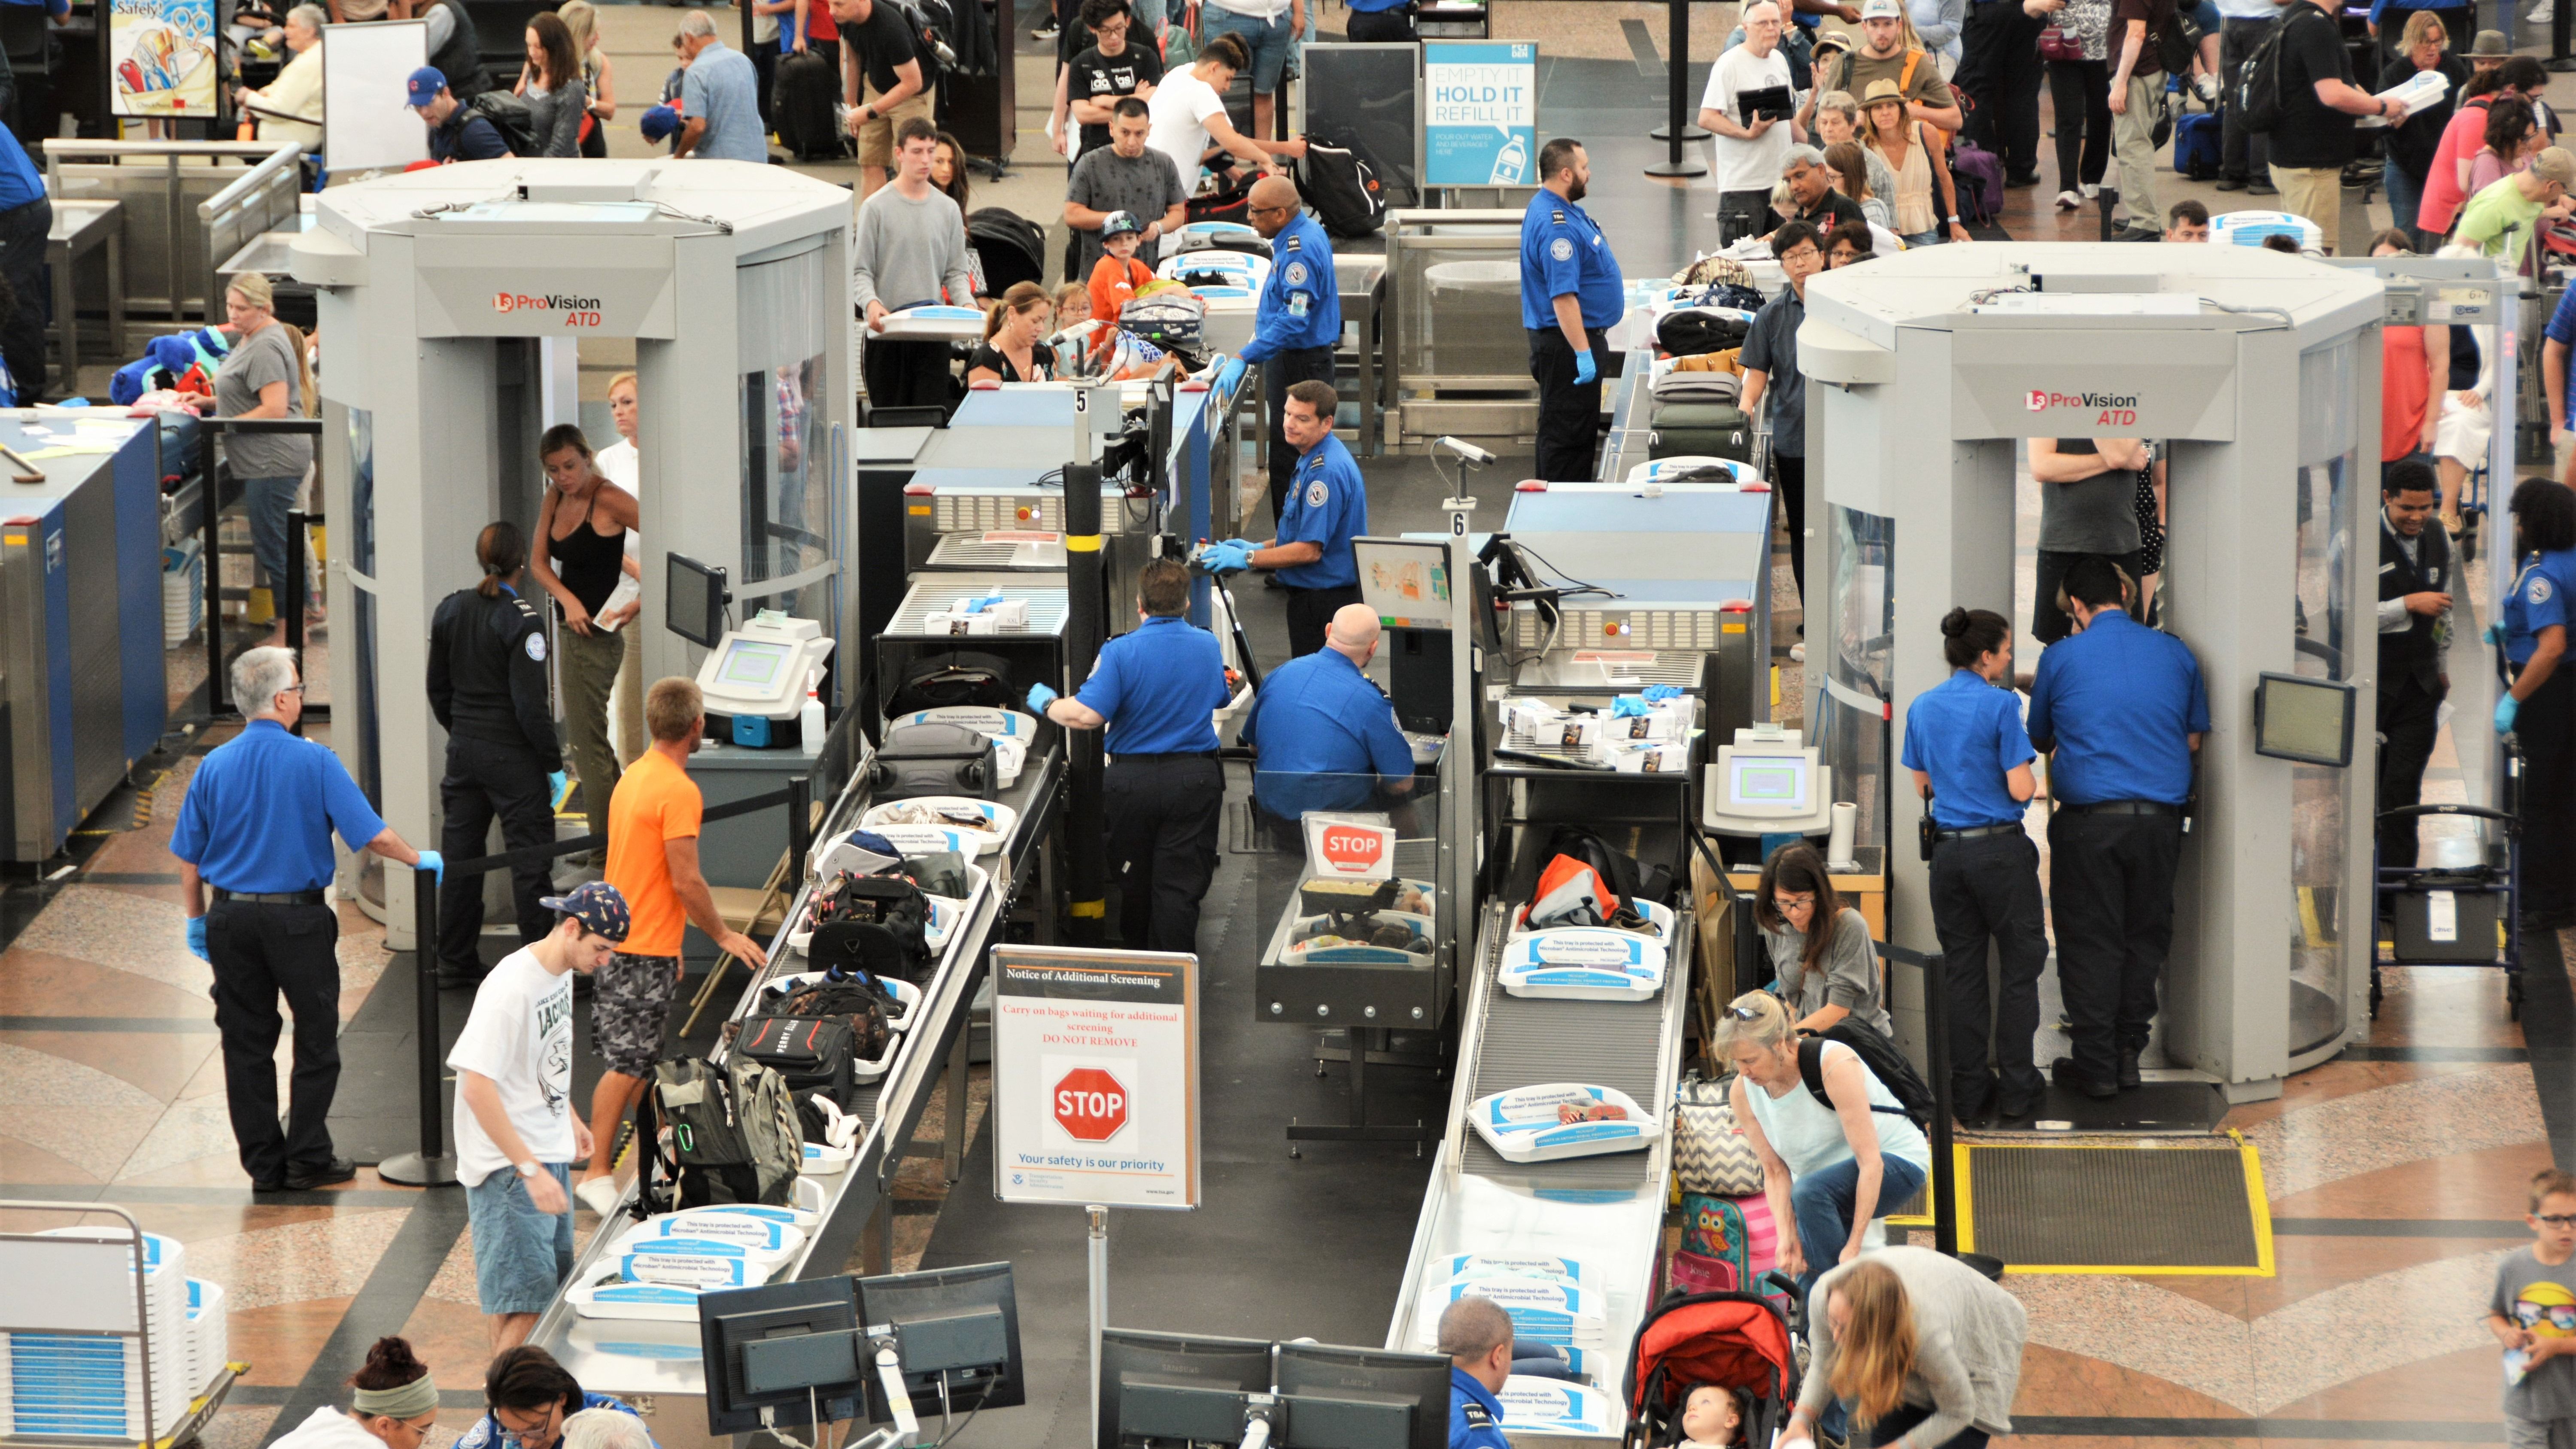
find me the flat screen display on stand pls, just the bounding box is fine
[667,553,729,648]
[1355,538,1451,630]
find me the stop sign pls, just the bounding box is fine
[1053,1067,1130,1142]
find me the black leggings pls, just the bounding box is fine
[2047,58,2111,191]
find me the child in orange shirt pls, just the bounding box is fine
[1087,210,1155,353]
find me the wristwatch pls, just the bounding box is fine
[514,1160,540,1179]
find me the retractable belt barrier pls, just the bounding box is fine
[1874,940,2003,1280]
[378,778,811,1187]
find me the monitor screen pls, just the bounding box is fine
[1099,1330,1274,1449]
[1274,1343,1449,1449]
[1355,538,1452,630]
[856,1263,1025,1423]
[1729,754,1810,811]
[667,552,728,648]
[719,638,793,690]
[698,1278,864,1436]
[2256,672,2355,766]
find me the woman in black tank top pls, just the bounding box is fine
[530,424,642,857]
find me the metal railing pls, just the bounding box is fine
[193,415,325,721]
[40,140,302,324]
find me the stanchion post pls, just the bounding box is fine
[283,507,307,732]
[1644,0,1710,173]
[2552,0,2575,71]
[379,863,459,1187]
[1087,1203,1109,1449]
[201,423,226,717]
[787,774,812,877]
[1919,947,1958,1256]
[1063,390,1108,942]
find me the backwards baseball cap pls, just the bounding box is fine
[1858,0,1902,19]
[540,880,632,942]
[404,66,449,109]
[2538,147,2576,190]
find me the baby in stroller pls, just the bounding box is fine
[1626,1291,1797,1449]
[1680,1385,1753,1446]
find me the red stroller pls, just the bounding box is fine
[1622,1285,1801,1448]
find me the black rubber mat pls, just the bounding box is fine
[1974,1079,2229,1133]
[1965,1143,2266,1271]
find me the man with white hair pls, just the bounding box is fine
[561,1409,655,1449]
[671,9,766,162]
[1439,1297,1514,1449]
[1239,603,1419,822]
[235,5,326,149]
[170,647,441,1193]
[1698,1,1804,246]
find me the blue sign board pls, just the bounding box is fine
[1422,41,1537,188]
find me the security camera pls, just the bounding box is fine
[1434,436,1496,467]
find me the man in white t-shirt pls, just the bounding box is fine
[1699,1,1806,246]
[451,879,628,1352]
[1146,33,1303,194]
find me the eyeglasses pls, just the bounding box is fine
[279,683,307,695]
[2538,1213,2576,1227]
[1774,894,1817,911]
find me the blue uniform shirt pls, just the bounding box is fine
[1074,614,1231,755]
[1242,212,1341,362]
[1449,1369,1511,1449]
[1900,669,2036,829]
[2026,611,2210,807]
[1276,432,1367,590]
[1519,189,1625,331]
[171,720,389,893]
[2505,548,2576,664]
[0,125,41,213]
[1242,646,1415,817]
[457,1394,649,1449]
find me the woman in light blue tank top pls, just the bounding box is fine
[1721,990,1933,1305]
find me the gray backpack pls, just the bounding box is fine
[633,1054,802,1215]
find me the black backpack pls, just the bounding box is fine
[1655,307,1752,359]
[885,651,1015,714]
[2156,8,2203,81]
[870,721,999,800]
[2236,5,2322,134]
[466,90,540,157]
[889,0,955,91]
[1294,140,1388,238]
[809,876,934,980]
[735,1015,858,1106]
[1795,1021,1939,1131]
[1545,824,1674,908]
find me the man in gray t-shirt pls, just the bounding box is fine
[2029,435,2148,645]
[1063,99,1188,283]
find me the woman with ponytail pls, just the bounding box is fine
[1898,606,2047,1126]
[966,281,1058,383]
[1784,1251,2027,1449]
[270,1337,441,1449]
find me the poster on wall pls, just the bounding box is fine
[110,0,219,118]
[990,945,1200,1210]
[1422,41,1537,188]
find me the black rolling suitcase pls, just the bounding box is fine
[775,49,841,161]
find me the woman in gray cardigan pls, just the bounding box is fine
[1785,1249,2027,1449]
[516,12,589,158]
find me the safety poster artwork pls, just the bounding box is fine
[110,0,219,116]
[1422,41,1537,188]
[992,945,1201,1210]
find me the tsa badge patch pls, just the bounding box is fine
[1307,479,1330,508]
[1284,261,1308,286]
[2537,576,2558,605]
[1550,237,1574,262]
[526,632,548,662]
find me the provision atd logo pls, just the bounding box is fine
[2024,388,2140,425]
[493,292,606,326]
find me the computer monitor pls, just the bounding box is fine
[1099,1329,1276,1449]
[698,1277,865,1435]
[855,1262,1025,1424]
[1727,752,1811,814]
[1355,538,1452,631]
[667,552,729,648]
[2254,671,2357,766]
[1273,1343,1451,1449]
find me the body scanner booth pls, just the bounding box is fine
[1796,243,2391,1101]
[289,159,854,930]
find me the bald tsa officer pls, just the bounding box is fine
[1522,136,1626,482]
[1241,175,1342,527]
[1027,557,1233,952]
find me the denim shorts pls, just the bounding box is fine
[466,1163,574,1316]
[1202,3,1291,91]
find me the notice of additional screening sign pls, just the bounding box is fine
[1422,42,1537,188]
[991,946,1200,1209]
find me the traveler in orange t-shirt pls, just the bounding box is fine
[576,675,769,1215]
[1087,209,1155,361]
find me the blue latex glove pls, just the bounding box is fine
[548,770,569,804]
[416,849,445,884]
[1611,695,1648,718]
[1198,541,1253,574]
[185,916,208,962]
[1641,684,1682,703]
[1027,682,1059,714]
[1213,357,1246,395]
[2498,695,2520,735]
[2487,620,2509,647]
[1573,349,1598,386]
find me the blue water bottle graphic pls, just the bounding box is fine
[1492,132,1528,184]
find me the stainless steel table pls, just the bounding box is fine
[1337,253,1387,455]
[46,198,122,384]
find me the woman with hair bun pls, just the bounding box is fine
[1898,606,2047,1127]
[269,1337,442,1449]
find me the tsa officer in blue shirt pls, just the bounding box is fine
[1343,0,1418,42]
[1204,378,1368,658]
[1901,607,2048,1124]
[0,120,49,400]
[1437,1297,1515,1449]
[2026,556,2208,1100]
[171,646,442,1192]
[1521,137,1627,482]
[1241,176,1343,526]
[1241,604,1418,821]
[2496,479,2576,926]
[1030,557,1233,952]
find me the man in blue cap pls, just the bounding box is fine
[407,67,510,162]
[1439,1297,1515,1449]
[1520,137,1626,482]
[1240,174,1340,527]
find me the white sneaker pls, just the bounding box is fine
[2532,1,2553,23]
[2055,188,2082,210]
[2081,182,2100,199]
[2193,73,2220,103]
[1789,642,1807,663]
[575,1176,623,1217]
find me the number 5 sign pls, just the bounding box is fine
[991,946,1200,1209]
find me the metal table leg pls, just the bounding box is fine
[107,232,125,366]
[944,1018,971,1182]
[48,237,70,385]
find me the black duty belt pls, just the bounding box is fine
[1111,751,1221,763]
[2062,799,2179,816]
[1935,823,2021,841]
[212,887,329,905]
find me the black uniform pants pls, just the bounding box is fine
[2217,18,2272,184]
[2375,668,2443,872]
[1773,453,1808,608]
[2521,664,2576,921]
[0,194,49,402]
[206,898,341,1183]
[439,738,558,974]
[1105,754,1224,953]
[1264,346,1339,524]
[1527,325,1608,483]
[1286,583,1363,658]
[1932,831,2051,1110]
[1957,0,2045,179]
[2046,807,2182,1086]
[1344,6,1416,41]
